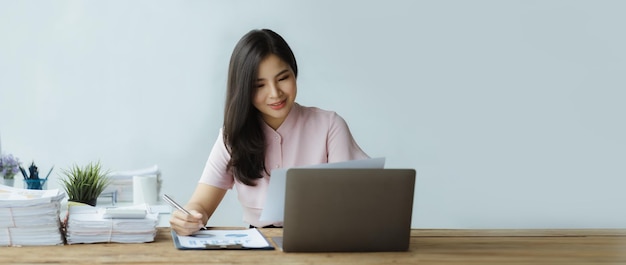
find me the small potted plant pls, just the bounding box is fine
[0,154,21,187]
[60,161,111,206]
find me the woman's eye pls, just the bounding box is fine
[278,75,289,81]
[256,84,264,88]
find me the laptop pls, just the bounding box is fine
[280,168,416,252]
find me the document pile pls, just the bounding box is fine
[65,203,158,244]
[101,165,162,202]
[0,184,66,246]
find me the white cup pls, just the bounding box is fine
[133,175,157,205]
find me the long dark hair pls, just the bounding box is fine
[223,29,298,186]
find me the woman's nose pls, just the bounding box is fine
[268,82,282,98]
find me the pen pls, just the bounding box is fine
[162,194,207,230]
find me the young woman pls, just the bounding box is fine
[170,29,369,235]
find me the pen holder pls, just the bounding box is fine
[24,179,47,190]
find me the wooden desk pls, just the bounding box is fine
[2,228,626,264]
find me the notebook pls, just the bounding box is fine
[280,168,416,252]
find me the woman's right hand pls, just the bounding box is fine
[169,209,206,236]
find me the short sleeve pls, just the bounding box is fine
[327,112,370,163]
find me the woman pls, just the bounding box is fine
[170,29,369,235]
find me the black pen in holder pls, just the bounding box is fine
[19,162,53,190]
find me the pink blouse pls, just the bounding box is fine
[198,103,369,227]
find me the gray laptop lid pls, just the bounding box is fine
[282,168,416,252]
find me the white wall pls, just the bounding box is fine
[1,0,625,229]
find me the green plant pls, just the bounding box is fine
[59,161,111,206]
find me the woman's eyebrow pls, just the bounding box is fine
[274,69,290,77]
[257,69,290,81]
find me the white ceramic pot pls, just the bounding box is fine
[2,178,15,187]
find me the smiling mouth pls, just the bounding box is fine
[269,100,286,110]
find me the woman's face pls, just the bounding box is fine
[253,54,297,130]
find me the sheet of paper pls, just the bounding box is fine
[0,185,64,207]
[259,157,385,222]
[175,228,270,249]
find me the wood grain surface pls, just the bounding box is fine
[1,228,625,265]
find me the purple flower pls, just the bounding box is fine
[0,154,21,179]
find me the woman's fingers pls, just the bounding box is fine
[169,210,204,236]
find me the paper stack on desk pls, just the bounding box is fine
[65,204,158,244]
[101,165,162,202]
[0,184,66,246]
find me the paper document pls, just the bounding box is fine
[259,157,385,222]
[172,228,273,250]
[65,204,158,244]
[0,185,65,207]
[103,165,162,202]
[0,185,65,246]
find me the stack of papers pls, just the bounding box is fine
[0,184,66,246]
[65,204,158,244]
[101,165,162,202]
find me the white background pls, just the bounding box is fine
[1,0,624,228]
